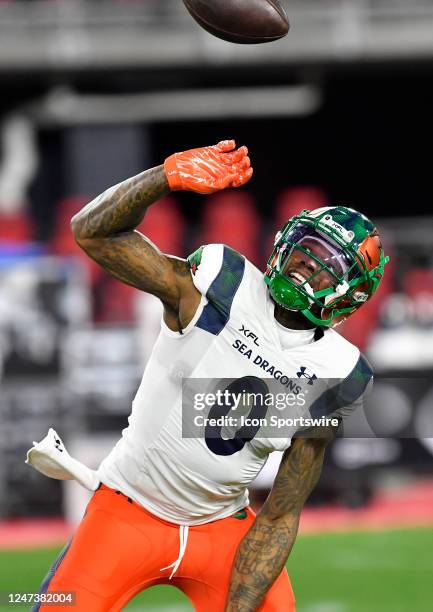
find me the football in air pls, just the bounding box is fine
[183,0,290,44]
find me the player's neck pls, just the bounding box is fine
[273,303,316,331]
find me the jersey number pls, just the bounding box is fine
[204,377,269,456]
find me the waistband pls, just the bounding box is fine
[96,483,250,525]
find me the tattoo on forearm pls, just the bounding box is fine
[69,164,197,311]
[262,437,325,520]
[228,584,264,612]
[226,437,330,611]
[72,165,169,239]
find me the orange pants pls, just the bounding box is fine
[36,485,295,611]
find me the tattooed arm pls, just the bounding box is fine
[71,165,200,331]
[71,140,252,331]
[225,426,338,611]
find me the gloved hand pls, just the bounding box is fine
[164,140,253,194]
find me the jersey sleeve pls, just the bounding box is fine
[187,244,225,296]
[308,353,374,421]
[187,244,246,336]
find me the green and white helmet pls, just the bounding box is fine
[264,206,389,327]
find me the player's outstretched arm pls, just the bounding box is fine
[225,427,337,612]
[71,140,252,330]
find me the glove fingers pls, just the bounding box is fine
[223,145,248,164]
[215,139,236,153]
[228,155,251,177]
[239,156,251,171]
[231,167,254,188]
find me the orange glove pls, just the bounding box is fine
[164,140,253,194]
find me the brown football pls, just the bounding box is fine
[183,0,289,44]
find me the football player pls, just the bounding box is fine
[34,140,388,611]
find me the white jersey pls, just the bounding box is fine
[98,244,372,526]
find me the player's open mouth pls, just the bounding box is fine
[287,271,309,286]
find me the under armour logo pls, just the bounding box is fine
[296,366,317,385]
[54,437,63,452]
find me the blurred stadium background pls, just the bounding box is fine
[0,0,433,610]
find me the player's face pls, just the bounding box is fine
[282,237,345,292]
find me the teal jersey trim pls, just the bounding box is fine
[195,245,245,336]
[308,354,373,419]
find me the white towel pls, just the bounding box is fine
[26,428,100,492]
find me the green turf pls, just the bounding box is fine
[0,528,432,611]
